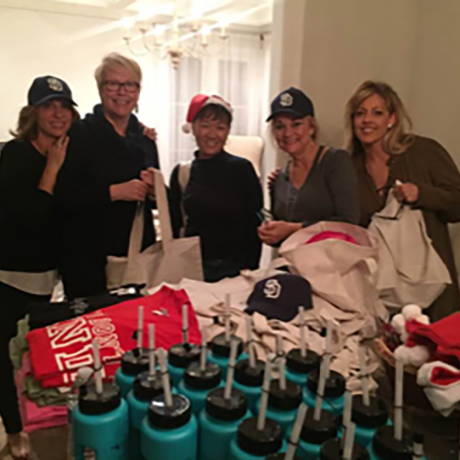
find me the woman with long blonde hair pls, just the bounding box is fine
[346,80,460,320]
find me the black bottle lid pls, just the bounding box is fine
[372,425,413,460]
[183,361,222,390]
[120,348,150,375]
[351,395,388,429]
[307,369,346,399]
[266,454,301,460]
[235,359,265,387]
[205,387,248,421]
[300,410,338,445]
[320,438,370,460]
[78,382,121,415]
[147,393,192,429]
[168,343,200,368]
[286,349,320,375]
[268,379,302,411]
[133,370,171,402]
[210,333,244,358]
[236,417,283,456]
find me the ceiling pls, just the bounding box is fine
[0,0,273,28]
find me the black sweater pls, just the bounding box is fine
[169,151,263,269]
[55,105,159,295]
[0,140,57,272]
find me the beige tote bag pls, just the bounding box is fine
[106,169,203,290]
[369,190,451,310]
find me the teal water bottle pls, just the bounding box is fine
[296,410,338,459]
[233,358,264,411]
[127,370,171,460]
[320,438,370,459]
[368,427,426,460]
[178,361,222,415]
[168,343,200,387]
[199,387,251,460]
[229,417,285,459]
[303,369,346,416]
[208,333,245,379]
[285,349,320,389]
[115,349,149,398]
[140,393,198,460]
[345,396,389,448]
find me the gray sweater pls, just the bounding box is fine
[271,147,360,227]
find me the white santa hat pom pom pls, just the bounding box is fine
[407,345,430,367]
[182,122,192,134]
[394,345,412,366]
[402,304,422,321]
[417,314,430,325]
[391,314,406,336]
[401,330,409,344]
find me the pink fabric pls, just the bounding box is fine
[15,354,67,433]
[306,231,357,245]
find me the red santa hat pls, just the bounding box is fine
[182,94,233,133]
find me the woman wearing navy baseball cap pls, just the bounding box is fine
[0,75,79,458]
[259,87,360,246]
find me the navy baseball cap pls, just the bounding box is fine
[245,274,313,322]
[266,87,314,122]
[27,76,77,107]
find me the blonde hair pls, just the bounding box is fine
[345,80,414,155]
[95,52,142,89]
[10,104,79,141]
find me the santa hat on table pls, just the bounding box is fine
[182,94,233,133]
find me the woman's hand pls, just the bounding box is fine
[141,124,158,142]
[267,168,281,191]
[393,182,419,203]
[110,179,148,202]
[140,167,156,199]
[258,220,302,245]
[47,136,69,170]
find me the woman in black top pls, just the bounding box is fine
[0,76,78,458]
[56,53,160,298]
[169,94,263,282]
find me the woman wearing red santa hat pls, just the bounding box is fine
[169,94,263,282]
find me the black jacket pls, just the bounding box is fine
[0,140,57,272]
[55,105,159,297]
[169,151,263,270]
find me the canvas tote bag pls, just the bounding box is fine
[106,169,203,290]
[368,190,451,310]
[277,221,387,320]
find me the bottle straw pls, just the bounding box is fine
[158,348,173,407]
[324,320,333,379]
[342,422,356,460]
[200,328,208,372]
[224,294,231,342]
[359,345,370,406]
[341,390,353,448]
[246,315,257,369]
[137,306,144,351]
[285,404,308,460]
[299,307,307,358]
[224,339,239,400]
[394,358,404,441]
[257,357,273,431]
[182,304,189,344]
[92,340,103,396]
[148,324,156,378]
[314,359,328,421]
[279,356,287,391]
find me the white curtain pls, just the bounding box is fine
[149,32,271,181]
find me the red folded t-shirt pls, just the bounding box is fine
[27,286,201,387]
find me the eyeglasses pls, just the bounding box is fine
[103,80,140,93]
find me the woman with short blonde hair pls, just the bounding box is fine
[346,80,460,320]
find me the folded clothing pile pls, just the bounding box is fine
[26,286,201,388]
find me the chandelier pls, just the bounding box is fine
[122,16,229,70]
